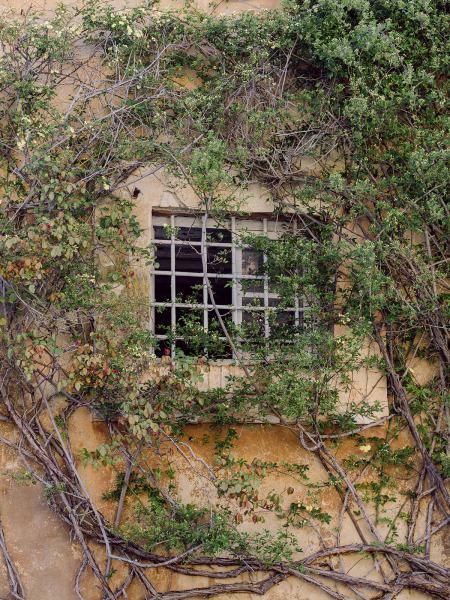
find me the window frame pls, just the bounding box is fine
[150,211,307,359]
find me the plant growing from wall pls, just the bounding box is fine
[0,1,448,599]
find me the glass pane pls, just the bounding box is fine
[242,248,263,275]
[241,279,264,294]
[269,298,294,320]
[272,311,295,326]
[207,309,233,359]
[241,248,264,293]
[268,299,297,337]
[241,314,265,337]
[242,297,263,309]
[175,307,203,331]
[154,275,171,302]
[209,344,232,359]
[176,275,203,303]
[241,298,265,336]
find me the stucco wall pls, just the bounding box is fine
[0,2,444,600]
[1,406,446,599]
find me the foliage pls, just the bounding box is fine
[0,2,448,599]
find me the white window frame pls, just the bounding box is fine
[150,212,306,358]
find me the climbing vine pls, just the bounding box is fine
[0,1,448,599]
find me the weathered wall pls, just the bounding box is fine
[5,0,282,17]
[0,2,444,600]
[1,406,446,599]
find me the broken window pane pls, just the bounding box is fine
[155,244,170,271]
[209,277,233,306]
[154,275,171,302]
[154,306,171,335]
[151,215,303,359]
[207,246,232,273]
[176,275,203,303]
[206,228,231,244]
[154,225,169,240]
[175,244,202,272]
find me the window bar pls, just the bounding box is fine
[231,217,241,360]
[150,220,156,354]
[153,271,258,280]
[151,239,232,248]
[201,213,208,336]
[170,214,176,356]
[231,217,238,326]
[151,213,304,356]
[263,218,269,338]
[293,217,300,328]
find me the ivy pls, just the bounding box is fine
[0,2,448,599]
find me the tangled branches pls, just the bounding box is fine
[0,1,449,599]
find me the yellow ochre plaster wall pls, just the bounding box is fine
[1,2,443,600]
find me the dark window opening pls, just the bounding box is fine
[151,215,307,359]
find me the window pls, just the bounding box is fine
[150,213,306,358]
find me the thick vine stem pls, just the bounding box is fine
[3,372,450,599]
[1,2,449,600]
[0,517,25,600]
[373,326,450,513]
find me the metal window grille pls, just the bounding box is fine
[150,213,306,357]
